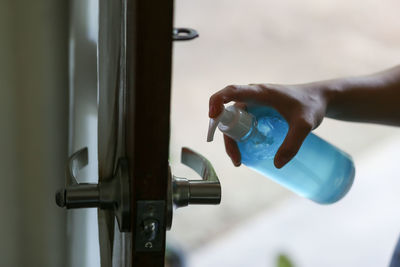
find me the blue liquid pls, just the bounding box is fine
[237,106,355,204]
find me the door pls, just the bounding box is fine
[56,1,221,266]
[97,0,174,265]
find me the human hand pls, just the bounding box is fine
[209,83,329,168]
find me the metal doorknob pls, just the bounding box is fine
[56,147,221,232]
[167,147,222,229]
[55,147,130,232]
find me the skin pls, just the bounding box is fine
[209,65,400,168]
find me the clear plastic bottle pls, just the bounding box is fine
[207,105,355,204]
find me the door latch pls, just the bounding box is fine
[55,147,130,232]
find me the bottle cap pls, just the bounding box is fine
[207,105,254,142]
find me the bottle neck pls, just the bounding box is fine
[216,106,254,141]
[238,121,258,141]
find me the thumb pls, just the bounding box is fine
[274,121,311,168]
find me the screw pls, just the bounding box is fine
[145,242,153,249]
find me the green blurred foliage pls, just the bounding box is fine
[277,254,294,267]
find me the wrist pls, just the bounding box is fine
[321,79,348,118]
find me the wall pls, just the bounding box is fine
[0,1,68,266]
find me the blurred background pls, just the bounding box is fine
[169,0,400,266]
[2,0,400,266]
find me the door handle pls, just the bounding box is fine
[55,147,130,232]
[55,147,221,239]
[167,147,222,229]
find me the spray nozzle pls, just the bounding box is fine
[207,119,218,142]
[207,105,254,142]
[207,109,233,142]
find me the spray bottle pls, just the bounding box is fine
[207,105,355,204]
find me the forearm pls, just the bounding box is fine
[321,65,400,126]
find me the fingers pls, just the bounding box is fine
[209,86,248,166]
[224,134,241,167]
[274,120,312,168]
[209,85,264,118]
[234,102,247,110]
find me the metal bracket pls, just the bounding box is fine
[55,147,131,232]
[135,201,165,252]
[173,28,199,41]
